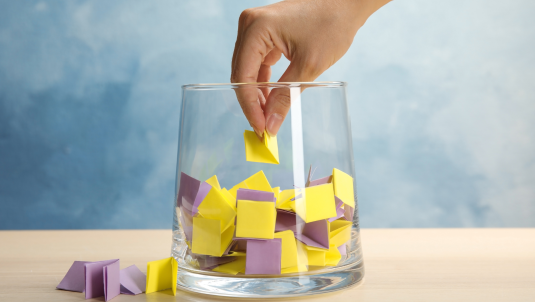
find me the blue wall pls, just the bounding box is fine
[1,0,534,229]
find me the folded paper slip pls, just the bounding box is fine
[332,168,355,208]
[120,265,146,295]
[56,259,120,301]
[245,238,282,275]
[236,200,276,239]
[274,231,298,269]
[244,130,279,164]
[177,172,201,213]
[197,186,236,231]
[146,257,178,296]
[294,183,337,223]
[192,216,235,256]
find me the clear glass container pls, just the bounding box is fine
[172,82,363,298]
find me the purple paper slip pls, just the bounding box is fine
[295,219,330,249]
[328,197,346,222]
[179,206,194,242]
[103,260,120,301]
[338,244,347,256]
[245,239,282,275]
[275,209,297,233]
[196,255,236,269]
[308,176,332,187]
[84,259,119,300]
[177,172,201,211]
[236,189,275,203]
[344,203,354,221]
[120,265,146,295]
[56,261,89,292]
[192,182,212,215]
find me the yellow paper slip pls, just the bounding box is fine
[212,257,246,275]
[332,168,355,208]
[235,200,276,239]
[295,183,337,223]
[243,170,273,192]
[244,130,279,164]
[276,189,295,208]
[325,244,342,266]
[192,217,235,257]
[274,230,298,269]
[228,181,248,199]
[330,220,352,247]
[282,240,309,274]
[146,257,178,295]
[197,187,236,230]
[221,188,237,208]
[205,175,221,191]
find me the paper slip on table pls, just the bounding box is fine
[1,229,534,302]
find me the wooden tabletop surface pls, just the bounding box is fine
[1,229,534,302]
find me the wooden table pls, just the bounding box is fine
[1,229,534,301]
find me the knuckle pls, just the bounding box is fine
[240,8,265,27]
[275,92,292,109]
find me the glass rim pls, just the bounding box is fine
[182,81,347,90]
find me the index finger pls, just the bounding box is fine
[232,28,273,137]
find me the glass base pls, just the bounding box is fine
[172,228,364,298]
[175,261,364,298]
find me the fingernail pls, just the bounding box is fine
[266,113,283,136]
[254,128,264,139]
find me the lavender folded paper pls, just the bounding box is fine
[177,172,201,213]
[295,219,330,249]
[308,175,332,187]
[245,239,282,275]
[196,255,236,269]
[85,259,120,300]
[192,182,212,215]
[338,244,347,256]
[178,206,194,242]
[236,189,275,203]
[56,261,89,292]
[120,265,146,295]
[328,197,346,222]
[275,209,297,233]
[344,203,354,221]
[103,260,120,301]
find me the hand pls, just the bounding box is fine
[231,0,390,137]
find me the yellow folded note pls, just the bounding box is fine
[235,200,276,239]
[325,244,342,266]
[244,130,279,164]
[282,240,309,274]
[330,220,352,247]
[332,168,355,208]
[228,181,248,199]
[294,183,337,223]
[212,257,247,275]
[205,175,221,191]
[191,216,235,257]
[276,189,295,208]
[197,187,236,231]
[146,257,178,295]
[221,188,237,208]
[305,246,326,266]
[274,230,298,269]
[243,170,273,192]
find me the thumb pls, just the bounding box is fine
[264,60,319,136]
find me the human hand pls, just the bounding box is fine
[231,0,390,137]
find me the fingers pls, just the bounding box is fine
[231,10,277,137]
[264,59,320,136]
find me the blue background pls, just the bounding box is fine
[1,0,534,229]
